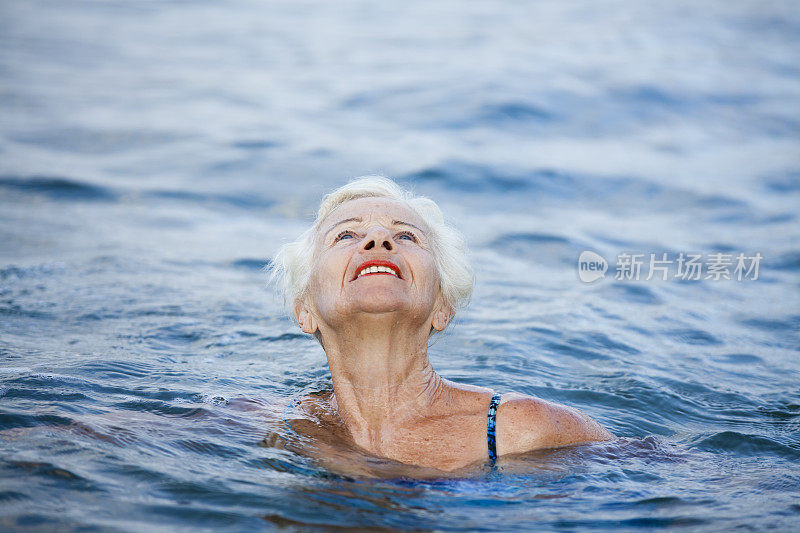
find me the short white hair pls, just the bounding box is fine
[269,176,474,329]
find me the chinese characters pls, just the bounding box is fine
[613,252,762,281]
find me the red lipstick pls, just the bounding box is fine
[353,260,402,280]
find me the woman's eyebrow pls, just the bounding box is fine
[324,217,362,238]
[393,220,425,233]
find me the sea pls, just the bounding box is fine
[1,0,799,530]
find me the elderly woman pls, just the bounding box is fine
[270,176,612,472]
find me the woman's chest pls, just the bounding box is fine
[292,398,492,471]
[364,413,490,471]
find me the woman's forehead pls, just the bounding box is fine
[321,197,427,231]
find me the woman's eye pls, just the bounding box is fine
[397,231,417,242]
[335,230,356,242]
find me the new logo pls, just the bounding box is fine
[578,251,607,283]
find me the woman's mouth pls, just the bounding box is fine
[353,260,402,280]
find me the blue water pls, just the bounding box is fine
[2,0,799,530]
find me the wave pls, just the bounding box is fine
[692,431,800,460]
[0,175,117,202]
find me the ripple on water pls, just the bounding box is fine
[630,495,709,508]
[231,139,279,150]
[10,126,183,154]
[692,431,800,461]
[0,411,76,432]
[142,189,275,211]
[476,101,559,126]
[403,162,633,202]
[172,439,247,459]
[0,175,117,202]
[403,161,742,216]
[0,368,198,411]
[258,332,308,343]
[110,399,207,418]
[404,161,530,193]
[757,400,800,422]
[771,251,800,271]
[125,304,185,318]
[76,360,156,380]
[605,284,662,306]
[0,262,67,280]
[231,258,270,271]
[541,340,612,362]
[144,322,211,350]
[3,461,94,488]
[713,352,765,365]
[663,328,723,346]
[486,231,589,269]
[740,315,800,333]
[580,331,641,356]
[0,387,90,403]
[764,170,800,193]
[0,491,29,504]
[0,304,54,320]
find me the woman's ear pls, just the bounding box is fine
[294,301,318,335]
[431,305,453,332]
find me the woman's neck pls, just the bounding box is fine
[318,316,448,450]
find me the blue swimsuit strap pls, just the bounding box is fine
[487,393,502,463]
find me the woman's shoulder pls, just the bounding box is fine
[495,392,613,456]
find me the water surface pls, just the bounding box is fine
[1,0,799,530]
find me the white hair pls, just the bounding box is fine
[268,176,474,331]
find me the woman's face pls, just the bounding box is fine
[302,197,446,331]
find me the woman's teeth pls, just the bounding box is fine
[358,265,398,278]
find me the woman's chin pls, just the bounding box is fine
[351,299,408,315]
[344,292,414,315]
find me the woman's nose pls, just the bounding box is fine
[361,227,393,251]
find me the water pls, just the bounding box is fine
[1,0,799,530]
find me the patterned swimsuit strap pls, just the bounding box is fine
[487,393,502,463]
